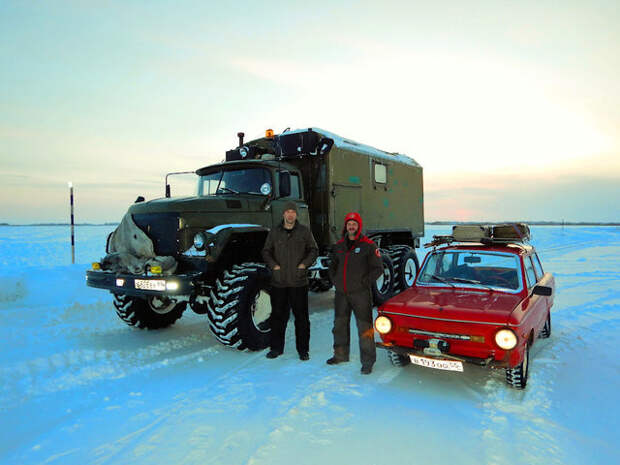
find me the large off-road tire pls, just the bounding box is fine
[386,246,419,293]
[205,262,272,351]
[388,350,411,367]
[505,342,529,389]
[539,312,551,338]
[113,294,186,329]
[372,250,395,305]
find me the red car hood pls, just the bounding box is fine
[381,286,523,325]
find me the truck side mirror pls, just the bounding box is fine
[165,184,171,198]
[279,171,291,198]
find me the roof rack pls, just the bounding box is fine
[424,223,531,248]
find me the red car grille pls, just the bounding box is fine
[382,313,506,361]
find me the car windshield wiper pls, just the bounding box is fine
[451,277,480,285]
[451,277,493,291]
[430,275,455,287]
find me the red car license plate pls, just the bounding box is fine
[410,355,464,372]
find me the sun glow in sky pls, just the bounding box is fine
[1,0,618,223]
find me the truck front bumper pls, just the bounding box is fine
[376,341,509,369]
[86,270,201,297]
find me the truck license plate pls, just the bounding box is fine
[410,355,463,372]
[134,279,166,291]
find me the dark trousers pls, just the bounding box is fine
[269,286,310,355]
[333,290,376,368]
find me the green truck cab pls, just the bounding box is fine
[86,128,424,350]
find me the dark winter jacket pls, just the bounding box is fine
[262,220,318,288]
[328,212,384,294]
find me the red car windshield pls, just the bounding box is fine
[417,250,522,291]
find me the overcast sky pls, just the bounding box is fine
[1,0,618,223]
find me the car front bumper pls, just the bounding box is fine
[376,341,511,369]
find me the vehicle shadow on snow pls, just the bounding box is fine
[376,332,558,405]
[378,358,502,397]
[73,311,222,353]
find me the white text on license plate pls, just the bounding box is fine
[410,355,463,372]
[135,279,166,291]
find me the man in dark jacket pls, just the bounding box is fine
[262,201,318,360]
[327,212,383,374]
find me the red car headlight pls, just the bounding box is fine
[494,328,518,350]
[374,315,393,334]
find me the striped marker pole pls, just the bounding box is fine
[69,182,75,264]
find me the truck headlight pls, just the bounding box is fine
[193,233,206,250]
[374,315,393,334]
[494,328,518,350]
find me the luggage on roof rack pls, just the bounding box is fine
[452,225,491,242]
[493,223,530,242]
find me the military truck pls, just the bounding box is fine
[86,127,424,350]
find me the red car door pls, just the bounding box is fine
[522,254,549,338]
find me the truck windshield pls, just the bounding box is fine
[417,250,522,291]
[198,168,272,196]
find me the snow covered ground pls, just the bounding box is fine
[0,225,618,465]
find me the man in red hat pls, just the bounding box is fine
[327,212,383,374]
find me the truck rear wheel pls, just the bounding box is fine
[309,269,333,293]
[112,294,186,329]
[387,246,419,292]
[372,250,395,305]
[205,263,272,351]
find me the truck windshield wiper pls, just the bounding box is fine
[244,192,268,196]
[216,187,239,195]
[430,275,455,287]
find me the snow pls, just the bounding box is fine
[0,225,618,464]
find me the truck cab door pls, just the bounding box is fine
[271,171,310,226]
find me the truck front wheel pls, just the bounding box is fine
[112,294,186,329]
[205,263,272,351]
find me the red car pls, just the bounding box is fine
[374,225,554,389]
